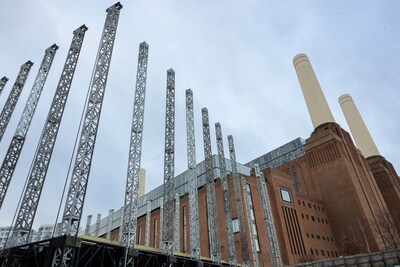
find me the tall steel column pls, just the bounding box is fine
[173,193,180,253]
[215,123,236,265]
[185,89,200,259]
[0,77,9,95]
[0,61,33,142]
[159,197,163,248]
[85,215,92,235]
[254,164,283,267]
[161,69,175,255]
[228,135,250,265]
[0,44,58,209]
[145,200,151,247]
[241,176,259,267]
[201,108,220,264]
[107,209,114,240]
[61,3,122,237]
[5,26,87,248]
[120,41,149,248]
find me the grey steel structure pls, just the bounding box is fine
[85,215,92,235]
[5,26,87,248]
[0,61,33,142]
[161,69,175,255]
[241,176,260,267]
[106,209,114,240]
[0,45,58,209]
[145,200,151,246]
[159,197,163,248]
[173,193,180,253]
[215,123,236,265]
[60,3,122,237]
[185,89,200,259]
[0,77,9,95]
[95,214,101,237]
[254,164,283,267]
[228,135,250,265]
[120,41,149,248]
[201,108,220,264]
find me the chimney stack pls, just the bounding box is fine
[293,53,335,128]
[338,94,380,158]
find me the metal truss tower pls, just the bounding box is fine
[241,176,259,267]
[0,76,9,95]
[185,89,200,259]
[120,41,149,248]
[201,108,220,264]
[5,26,87,248]
[228,135,250,265]
[0,61,33,142]
[254,164,283,267]
[215,123,236,265]
[107,209,114,240]
[162,69,175,255]
[61,3,122,237]
[145,200,151,247]
[0,44,58,209]
[173,193,180,253]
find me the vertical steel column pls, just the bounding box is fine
[61,3,122,239]
[107,209,114,240]
[241,176,259,267]
[174,193,180,253]
[85,215,92,235]
[145,200,151,247]
[185,89,200,259]
[201,108,220,264]
[95,213,101,237]
[120,41,149,249]
[0,61,33,142]
[254,164,283,267]
[228,135,250,265]
[0,44,58,209]
[0,77,9,95]
[5,26,87,248]
[159,197,163,248]
[215,123,236,265]
[161,69,175,255]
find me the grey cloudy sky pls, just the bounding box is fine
[0,1,399,230]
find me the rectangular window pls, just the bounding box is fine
[154,219,158,248]
[310,248,314,255]
[280,188,292,203]
[308,203,311,208]
[312,216,315,221]
[182,206,187,253]
[232,218,240,233]
[321,250,325,256]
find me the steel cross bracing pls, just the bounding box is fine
[85,215,92,235]
[61,3,122,238]
[185,89,200,259]
[241,176,260,267]
[228,135,250,265]
[173,193,180,253]
[145,200,151,246]
[0,61,33,142]
[254,164,283,267]
[161,69,175,255]
[121,41,149,247]
[0,44,58,210]
[106,209,114,240]
[5,26,87,248]
[0,76,9,95]
[0,45,56,209]
[95,214,101,236]
[215,123,236,265]
[201,108,221,264]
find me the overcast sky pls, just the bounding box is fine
[0,1,399,230]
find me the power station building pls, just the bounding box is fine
[85,54,400,266]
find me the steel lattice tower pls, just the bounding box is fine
[5,26,87,248]
[0,61,33,142]
[120,41,149,248]
[185,89,200,259]
[0,44,58,210]
[60,3,122,237]
[0,77,9,95]
[254,164,283,267]
[161,69,175,255]
[145,200,151,247]
[228,135,250,265]
[173,193,180,253]
[201,108,220,264]
[215,123,236,265]
[241,176,259,267]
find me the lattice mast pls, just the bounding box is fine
[254,164,283,267]
[185,89,200,259]
[61,3,122,236]
[0,44,58,209]
[215,123,236,265]
[5,26,87,247]
[174,193,180,252]
[145,200,151,246]
[162,69,175,254]
[0,61,33,142]
[241,176,260,267]
[228,135,250,265]
[120,41,149,246]
[107,209,114,240]
[0,77,9,95]
[201,108,220,263]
